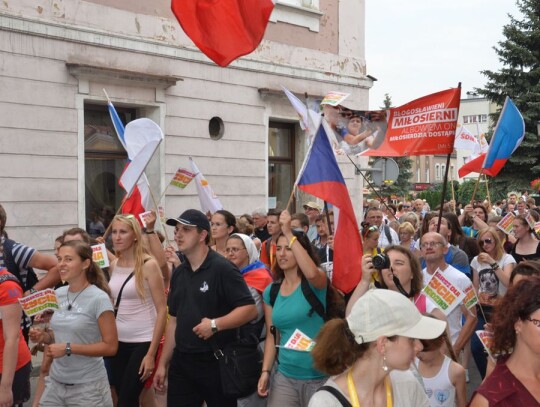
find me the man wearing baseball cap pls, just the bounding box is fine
[154,209,257,406]
[303,201,321,241]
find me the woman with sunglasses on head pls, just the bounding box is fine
[470,227,516,379]
[509,214,540,263]
[362,224,381,256]
[30,240,118,406]
[109,214,167,407]
[210,209,239,257]
[469,277,540,406]
[257,210,328,407]
[309,289,446,407]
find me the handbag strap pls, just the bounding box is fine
[114,272,134,317]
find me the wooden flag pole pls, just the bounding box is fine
[450,171,456,214]
[470,172,483,204]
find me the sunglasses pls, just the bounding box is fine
[402,205,411,208]
[362,225,379,238]
[479,238,493,246]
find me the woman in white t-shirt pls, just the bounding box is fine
[470,226,515,378]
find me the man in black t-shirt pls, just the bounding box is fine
[154,209,257,407]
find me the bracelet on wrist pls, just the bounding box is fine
[261,370,271,375]
[490,262,499,270]
[288,236,297,249]
[143,228,156,234]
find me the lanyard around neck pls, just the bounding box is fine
[347,369,393,407]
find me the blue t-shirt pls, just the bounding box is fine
[462,226,478,238]
[263,281,326,380]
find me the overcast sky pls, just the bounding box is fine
[366,0,522,109]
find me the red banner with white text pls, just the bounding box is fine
[361,88,461,157]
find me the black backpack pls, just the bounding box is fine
[2,238,39,292]
[268,276,345,322]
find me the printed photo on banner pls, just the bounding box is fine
[422,269,465,315]
[283,329,316,352]
[361,87,461,157]
[497,212,515,235]
[19,289,59,317]
[91,243,110,269]
[320,103,387,156]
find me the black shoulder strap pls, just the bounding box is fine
[114,272,134,317]
[300,277,325,320]
[269,281,281,308]
[384,225,392,244]
[317,386,352,407]
[2,239,19,277]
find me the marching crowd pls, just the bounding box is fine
[0,192,539,407]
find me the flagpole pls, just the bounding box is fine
[145,179,173,246]
[485,174,492,206]
[450,171,456,214]
[436,82,461,233]
[470,172,482,204]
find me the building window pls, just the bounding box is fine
[425,168,430,183]
[268,122,296,210]
[435,164,440,181]
[84,103,136,233]
[441,164,446,180]
[463,114,488,124]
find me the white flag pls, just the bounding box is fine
[189,157,223,214]
[120,119,163,196]
[454,124,479,151]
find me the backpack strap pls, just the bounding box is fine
[383,225,393,244]
[317,386,352,407]
[300,277,326,320]
[269,281,281,308]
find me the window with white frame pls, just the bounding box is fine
[270,0,323,32]
[435,164,440,181]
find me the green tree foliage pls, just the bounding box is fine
[476,0,540,195]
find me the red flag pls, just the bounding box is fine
[458,153,506,178]
[362,88,461,157]
[171,0,275,67]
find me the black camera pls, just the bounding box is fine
[372,253,390,270]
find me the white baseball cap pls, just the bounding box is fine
[347,289,446,344]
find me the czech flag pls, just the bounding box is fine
[171,0,275,67]
[297,124,363,294]
[458,97,525,178]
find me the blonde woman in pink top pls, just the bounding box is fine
[109,214,167,407]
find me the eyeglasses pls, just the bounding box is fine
[526,317,540,328]
[225,247,246,254]
[420,241,444,249]
[402,205,411,208]
[479,238,493,246]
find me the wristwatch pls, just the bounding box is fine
[142,228,156,235]
[490,262,500,270]
[211,319,218,334]
[65,342,72,357]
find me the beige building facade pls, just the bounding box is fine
[0,0,372,251]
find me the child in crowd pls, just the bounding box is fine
[416,316,466,407]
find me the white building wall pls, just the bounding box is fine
[0,0,371,251]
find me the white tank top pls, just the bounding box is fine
[110,264,157,343]
[420,355,456,407]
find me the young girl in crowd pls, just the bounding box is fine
[109,214,167,407]
[258,210,328,407]
[30,240,118,406]
[210,210,238,257]
[416,316,467,407]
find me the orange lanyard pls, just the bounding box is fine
[347,369,393,407]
